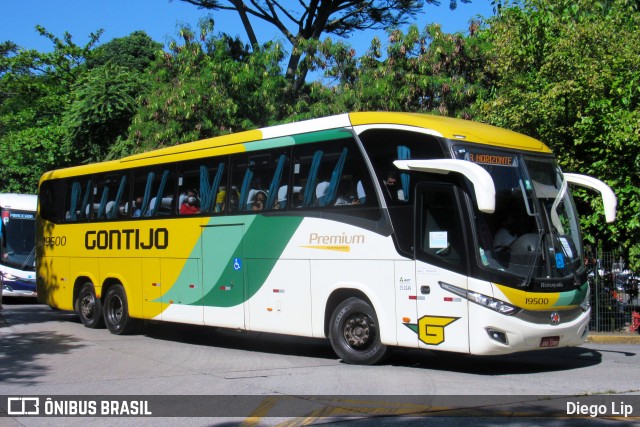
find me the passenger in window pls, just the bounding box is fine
[118,201,128,217]
[224,187,239,212]
[383,171,405,202]
[180,189,201,215]
[132,196,144,217]
[334,179,356,206]
[493,215,518,250]
[251,191,267,211]
[292,191,304,208]
[215,186,226,212]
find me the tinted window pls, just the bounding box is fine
[131,166,175,218]
[39,179,66,224]
[229,149,289,214]
[358,129,446,205]
[290,137,376,211]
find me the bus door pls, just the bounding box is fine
[413,183,470,353]
[202,224,246,329]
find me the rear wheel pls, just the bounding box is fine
[103,284,137,335]
[328,297,388,365]
[75,282,104,328]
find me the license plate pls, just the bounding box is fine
[540,336,560,347]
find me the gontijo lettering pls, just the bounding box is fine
[85,228,168,250]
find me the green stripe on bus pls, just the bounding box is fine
[554,282,588,307]
[243,128,353,152]
[157,215,303,308]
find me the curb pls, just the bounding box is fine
[586,333,640,344]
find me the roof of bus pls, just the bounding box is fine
[349,112,551,152]
[0,193,37,210]
[40,112,551,181]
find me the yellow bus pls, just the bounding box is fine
[37,112,616,364]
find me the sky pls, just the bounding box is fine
[1,0,495,56]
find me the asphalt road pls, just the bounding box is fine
[1,301,639,426]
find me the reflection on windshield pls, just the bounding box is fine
[456,147,583,280]
[1,210,36,271]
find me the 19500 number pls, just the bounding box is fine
[525,297,549,305]
[44,236,67,247]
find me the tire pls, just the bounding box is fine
[328,297,388,365]
[75,282,104,329]
[103,284,137,335]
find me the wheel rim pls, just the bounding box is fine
[107,295,123,325]
[342,313,375,350]
[80,292,96,319]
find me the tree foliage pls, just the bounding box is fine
[63,63,148,163]
[116,21,288,155]
[298,21,487,119]
[473,0,640,267]
[0,27,102,192]
[178,0,471,90]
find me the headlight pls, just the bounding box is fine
[439,281,521,316]
[467,290,521,315]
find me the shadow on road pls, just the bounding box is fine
[387,346,603,375]
[1,302,604,376]
[0,330,86,385]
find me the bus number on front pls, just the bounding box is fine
[525,297,549,306]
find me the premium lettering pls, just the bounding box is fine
[308,232,365,245]
[85,228,168,250]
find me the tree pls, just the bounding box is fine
[279,19,487,124]
[0,26,103,192]
[63,63,148,163]
[62,32,161,163]
[117,22,288,155]
[86,31,162,71]
[472,0,640,267]
[178,0,471,91]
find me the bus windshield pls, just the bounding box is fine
[456,147,583,281]
[1,209,36,271]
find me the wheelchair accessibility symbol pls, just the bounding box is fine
[233,258,242,271]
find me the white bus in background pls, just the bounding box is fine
[0,193,37,305]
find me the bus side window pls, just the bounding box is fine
[39,180,66,224]
[291,137,375,211]
[292,147,323,208]
[131,168,174,218]
[229,150,288,213]
[66,179,93,222]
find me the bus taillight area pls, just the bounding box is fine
[467,302,590,355]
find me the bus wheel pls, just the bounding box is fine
[103,284,137,335]
[328,297,388,365]
[76,283,104,329]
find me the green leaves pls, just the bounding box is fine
[62,63,148,163]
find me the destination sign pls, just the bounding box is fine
[464,150,516,167]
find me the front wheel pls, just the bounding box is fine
[103,284,137,335]
[75,282,104,329]
[328,297,388,365]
